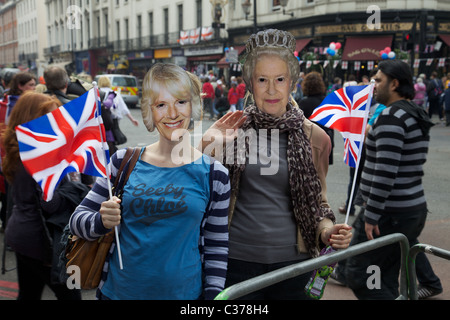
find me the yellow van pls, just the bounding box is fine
[94,74,139,108]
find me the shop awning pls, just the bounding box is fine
[439,34,450,47]
[296,38,312,53]
[342,35,393,61]
[217,46,246,68]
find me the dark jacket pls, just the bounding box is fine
[5,163,89,265]
[44,89,71,105]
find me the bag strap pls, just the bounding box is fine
[112,147,142,198]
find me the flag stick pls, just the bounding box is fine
[93,83,124,270]
[344,83,375,225]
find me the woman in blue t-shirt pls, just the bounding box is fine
[70,63,230,300]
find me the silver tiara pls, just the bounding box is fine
[245,29,296,54]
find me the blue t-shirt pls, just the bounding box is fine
[368,103,387,126]
[101,153,211,300]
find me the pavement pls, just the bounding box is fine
[1,109,449,301]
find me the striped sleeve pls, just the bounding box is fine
[202,160,230,300]
[69,148,127,240]
[360,106,429,225]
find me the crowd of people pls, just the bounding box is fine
[198,74,247,119]
[0,27,448,301]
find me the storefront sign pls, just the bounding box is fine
[127,50,153,60]
[316,22,414,35]
[154,49,172,59]
[184,44,223,56]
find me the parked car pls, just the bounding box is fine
[94,74,139,108]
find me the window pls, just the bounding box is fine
[178,4,183,32]
[112,76,137,87]
[164,8,169,43]
[196,0,202,28]
[149,12,153,37]
[137,15,142,39]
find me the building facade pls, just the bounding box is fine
[17,0,48,75]
[226,0,450,81]
[43,0,228,79]
[1,0,449,82]
[0,0,17,67]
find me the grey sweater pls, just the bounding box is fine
[360,102,430,225]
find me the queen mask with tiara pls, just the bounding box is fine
[245,29,297,55]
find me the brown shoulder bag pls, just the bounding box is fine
[65,147,141,289]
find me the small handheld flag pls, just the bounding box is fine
[17,87,124,270]
[16,88,110,201]
[310,85,373,168]
[310,84,374,224]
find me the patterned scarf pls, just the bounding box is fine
[225,103,335,257]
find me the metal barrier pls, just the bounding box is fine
[408,243,450,300]
[215,233,410,300]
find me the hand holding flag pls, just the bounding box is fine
[16,86,124,270]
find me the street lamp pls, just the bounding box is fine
[241,0,257,33]
[279,0,293,17]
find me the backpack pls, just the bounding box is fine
[430,79,443,100]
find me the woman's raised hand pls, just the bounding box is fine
[199,111,247,153]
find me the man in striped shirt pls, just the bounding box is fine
[345,60,440,299]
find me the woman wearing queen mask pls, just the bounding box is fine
[200,29,352,299]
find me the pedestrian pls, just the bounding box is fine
[69,63,230,300]
[202,77,215,120]
[0,68,20,98]
[43,66,72,105]
[0,72,37,235]
[0,72,36,122]
[7,72,37,96]
[426,71,444,121]
[210,77,220,119]
[227,81,238,112]
[98,76,139,127]
[199,29,352,300]
[413,77,427,109]
[97,76,139,154]
[344,74,357,87]
[298,71,334,164]
[331,77,342,92]
[214,81,230,118]
[444,82,450,126]
[3,92,84,300]
[344,60,440,299]
[236,76,246,110]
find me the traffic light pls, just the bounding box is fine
[403,32,414,51]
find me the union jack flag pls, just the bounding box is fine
[16,89,110,201]
[309,85,373,167]
[0,95,20,162]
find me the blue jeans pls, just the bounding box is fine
[236,98,244,111]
